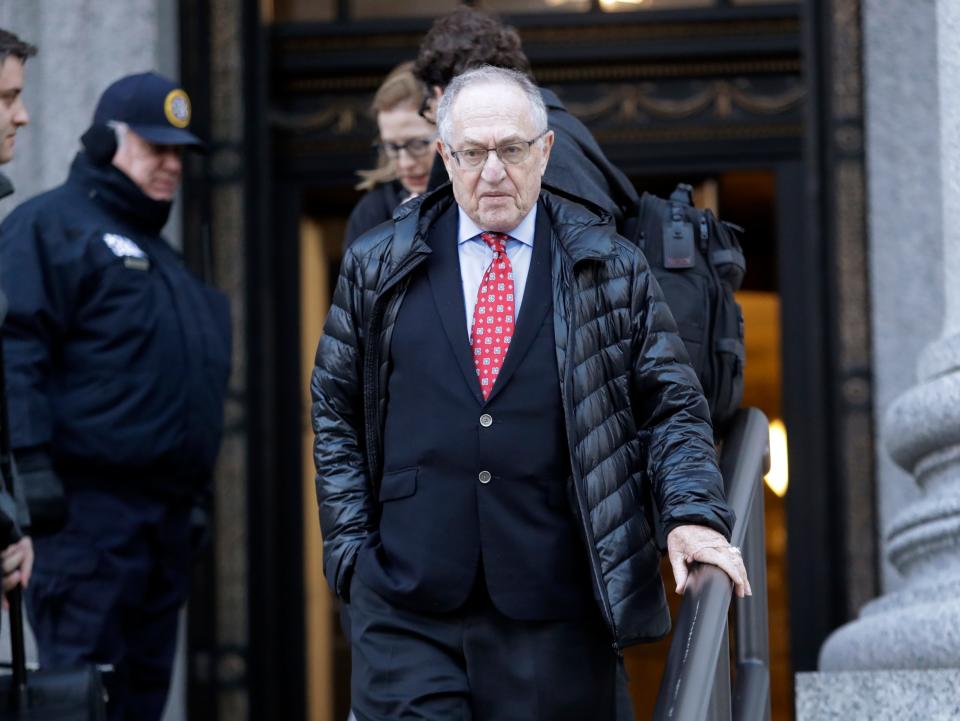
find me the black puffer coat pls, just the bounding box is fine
[311,185,733,648]
[343,180,407,251]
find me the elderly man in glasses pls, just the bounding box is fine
[312,65,748,721]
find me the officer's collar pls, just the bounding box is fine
[68,152,172,235]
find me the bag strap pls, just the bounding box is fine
[716,337,746,363]
[8,587,27,697]
[711,248,746,273]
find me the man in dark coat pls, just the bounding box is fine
[0,27,37,594]
[0,72,231,721]
[412,11,681,718]
[415,6,640,232]
[312,66,748,721]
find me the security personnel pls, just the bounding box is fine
[0,72,231,721]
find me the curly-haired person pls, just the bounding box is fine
[414,6,639,233]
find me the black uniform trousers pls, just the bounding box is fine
[348,570,617,721]
[25,486,192,721]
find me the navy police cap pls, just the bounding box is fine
[93,72,203,147]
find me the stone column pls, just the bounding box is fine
[818,0,960,672]
[858,0,943,595]
[798,4,960,716]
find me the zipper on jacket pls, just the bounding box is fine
[557,256,621,653]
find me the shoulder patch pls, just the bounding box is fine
[102,233,147,259]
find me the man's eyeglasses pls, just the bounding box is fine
[374,137,436,159]
[449,132,547,170]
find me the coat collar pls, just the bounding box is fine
[388,183,617,278]
[0,172,12,201]
[538,185,617,264]
[538,86,566,112]
[66,152,172,235]
[376,183,455,289]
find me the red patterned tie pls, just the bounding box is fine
[471,232,516,400]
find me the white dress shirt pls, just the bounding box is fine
[457,205,537,339]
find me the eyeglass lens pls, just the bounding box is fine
[378,138,435,158]
[455,142,532,168]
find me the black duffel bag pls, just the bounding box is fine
[0,591,107,720]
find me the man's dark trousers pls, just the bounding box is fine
[348,203,618,720]
[25,485,192,721]
[349,572,616,721]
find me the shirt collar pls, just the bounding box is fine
[457,204,537,248]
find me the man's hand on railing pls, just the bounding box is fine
[667,524,752,598]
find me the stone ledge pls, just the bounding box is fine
[796,670,960,721]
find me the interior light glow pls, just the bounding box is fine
[598,0,647,9]
[764,418,789,497]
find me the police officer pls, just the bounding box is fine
[0,72,231,721]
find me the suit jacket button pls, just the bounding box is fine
[478,470,492,484]
[479,413,493,428]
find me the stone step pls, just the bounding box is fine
[796,670,960,721]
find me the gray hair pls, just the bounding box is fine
[437,65,548,146]
[107,120,129,148]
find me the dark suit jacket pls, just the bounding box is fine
[355,201,595,620]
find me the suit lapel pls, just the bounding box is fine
[426,204,485,404]
[484,201,553,405]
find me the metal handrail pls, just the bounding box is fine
[652,407,772,721]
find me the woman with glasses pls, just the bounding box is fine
[344,62,437,249]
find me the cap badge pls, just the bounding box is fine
[164,89,191,128]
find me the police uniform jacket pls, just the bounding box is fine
[311,184,734,649]
[0,152,231,498]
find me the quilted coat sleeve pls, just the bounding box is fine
[311,247,375,599]
[627,252,735,539]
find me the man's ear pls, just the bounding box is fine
[539,129,555,176]
[437,137,455,180]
